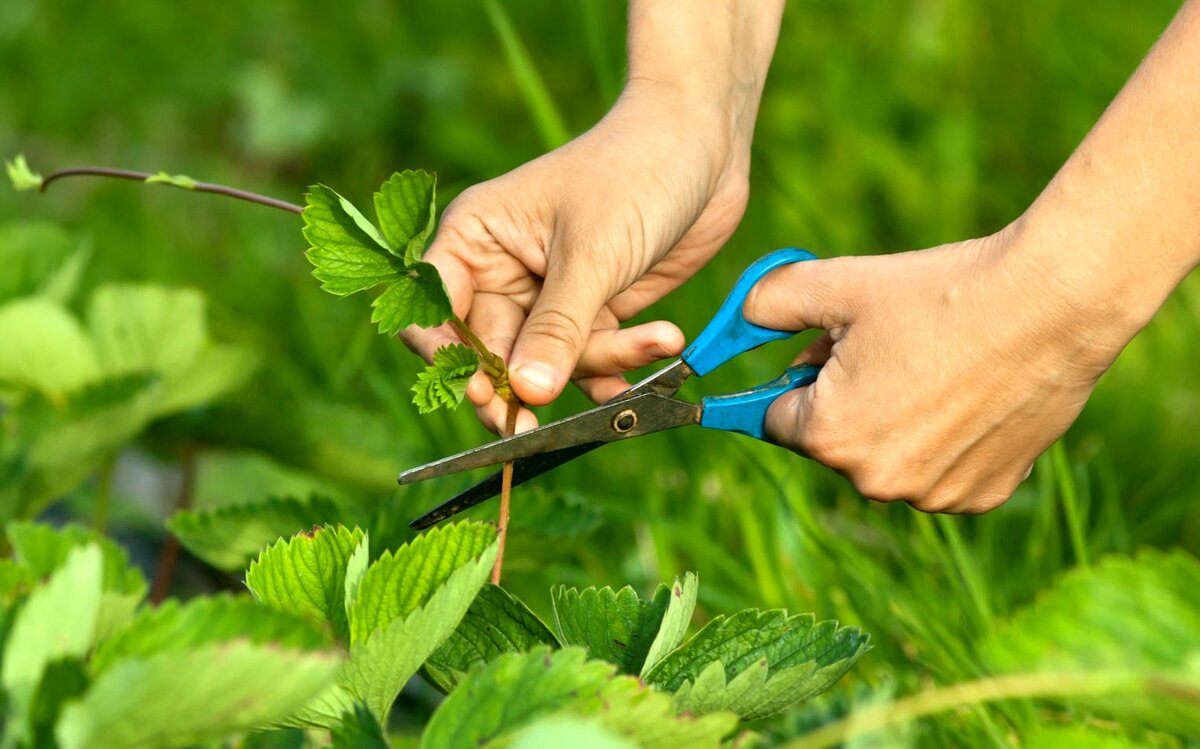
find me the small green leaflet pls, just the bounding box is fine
[412,344,479,414]
[303,171,452,335]
[375,170,437,264]
[144,172,198,190]
[6,154,44,191]
[370,262,454,332]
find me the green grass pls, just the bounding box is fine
[2,0,1197,745]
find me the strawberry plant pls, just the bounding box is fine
[0,520,870,748]
[3,157,874,746]
[7,156,525,580]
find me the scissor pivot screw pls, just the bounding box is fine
[613,409,638,433]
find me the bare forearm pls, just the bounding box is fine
[1018,0,1200,333]
[626,0,785,152]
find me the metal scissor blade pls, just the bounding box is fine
[409,441,603,530]
[397,391,700,486]
[615,358,694,400]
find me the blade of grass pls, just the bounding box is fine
[781,671,1146,749]
[936,515,996,633]
[481,0,570,150]
[1049,441,1090,568]
[579,0,622,104]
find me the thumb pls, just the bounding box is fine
[764,386,813,455]
[508,256,612,405]
[742,256,862,332]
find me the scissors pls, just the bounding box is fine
[400,248,821,530]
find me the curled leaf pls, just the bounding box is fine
[412,344,479,414]
[6,155,44,192]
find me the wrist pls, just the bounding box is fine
[624,0,784,176]
[613,78,750,183]
[995,210,1176,352]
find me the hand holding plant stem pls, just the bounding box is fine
[401,0,786,434]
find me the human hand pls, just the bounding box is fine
[744,0,1200,513]
[401,0,785,433]
[744,229,1136,513]
[402,82,753,433]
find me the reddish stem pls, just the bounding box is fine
[491,402,519,585]
[151,446,197,604]
[39,166,303,215]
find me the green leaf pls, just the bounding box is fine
[304,184,404,296]
[332,703,391,749]
[982,549,1200,734]
[374,170,437,264]
[412,343,478,414]
[509,715,638,749]
[350,521,496,644]
[641,573,698,678]
[1,545,102,745]
[5,154,43,191]
[87,283,258,415]
[304,180,453,334]
[7,521,147,640]
[91,594,331,674]
[0,220,91,305]
[369,261,453,335]
[169,494,362,571]
[29,657,89,749]
[55,641,342,749]
[144,171,198,189]
[0,297,100,395]
[339,522,498,724]
[7,521,144,595]
[246,524,366,643]
[419,647,737,749]
[344,532,371,616]
[644,609,870,721]
[3,375,156,523]
[88,284,206,378]
[0,559,35,603]
[424,583,560,692]
[551,582,671,677]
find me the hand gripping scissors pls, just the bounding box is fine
[400,248,820,530]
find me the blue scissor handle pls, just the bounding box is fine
[699,365,820,441]
[682,248,818,376]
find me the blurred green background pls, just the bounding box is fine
[2,0,1198,745]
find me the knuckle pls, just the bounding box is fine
[483,334,516,356]
[961,483,1019,514]
[524,308,587,351]
[855,471,913,504]
[911,489,961,514]
[607,344,647,373]
[845,450,927,504]
[799,418,856,470]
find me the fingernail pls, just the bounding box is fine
[513,362,558,395]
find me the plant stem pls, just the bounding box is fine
[39,166,303,214]
[492,401,519,584]
[443,317,520,584]
[151,445,197,604]
[449,316,507,379]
